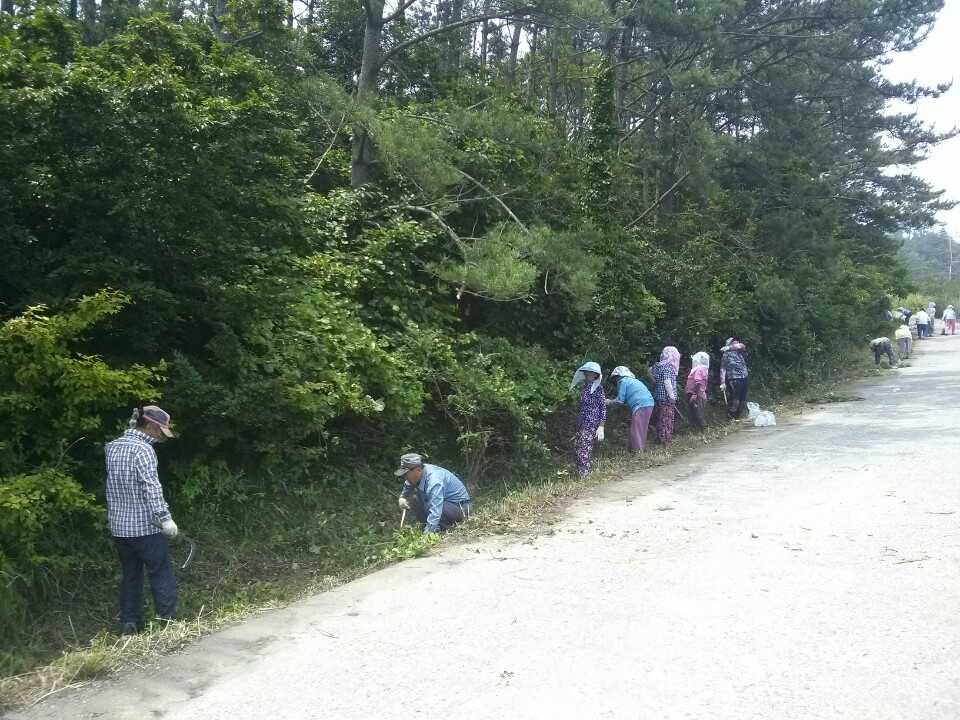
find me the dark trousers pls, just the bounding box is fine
[724,378,749,419]
[873,341,896,367]
[688,396,707,431]
[409,493,472,531]
[114,534,178,627]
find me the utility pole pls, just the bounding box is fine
[948,233,954,280]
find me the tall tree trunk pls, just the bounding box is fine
[479,0,490,69]
[81,0,97,44]
[616,17,634,128]
[211,0,229,40]
[351,0,386,187]
[527,25,540,102]
[504,22,523,96]
[444,0,464,74]
[69,0,78,20]
[0,0,12,13]
[548,30,560,118]
[603,0,620,60]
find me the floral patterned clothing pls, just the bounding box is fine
[654,398,675,444]
[578,383,606,430]
[575,383,606,476]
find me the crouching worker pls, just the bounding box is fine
[894,324,913,359]
[870,337,897,368]
[105,406,179,635]
[608,366,655,452]
[396,454,472,534]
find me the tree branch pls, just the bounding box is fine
[383,0,419,24]
[376,8,535,71]
[626,170,691,229]
[400,205,466,251]
[456,170,526,228]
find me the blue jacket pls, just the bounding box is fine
[616,377,655,413]
[401,464,470,534]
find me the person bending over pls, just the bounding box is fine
[870,337,897,368]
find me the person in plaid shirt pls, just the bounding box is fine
[105,405,179,634]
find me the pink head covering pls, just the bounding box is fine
[660,346,680,375]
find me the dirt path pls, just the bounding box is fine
[12,336,960,720]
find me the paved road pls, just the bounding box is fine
[13,336,960,720]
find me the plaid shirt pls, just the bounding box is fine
[650,361,677,401]
[105,429,171,537]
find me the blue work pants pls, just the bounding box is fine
[409,493,472,532]
[114,534,178,628]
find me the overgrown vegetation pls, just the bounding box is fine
[0,0,953,680]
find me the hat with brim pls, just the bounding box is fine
[569,362,603,392]
[142,405,174,438]
[610,365,635,379]
[394,453,423,476]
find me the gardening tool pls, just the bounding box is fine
[152,521,197,570]
[400,509,407,528]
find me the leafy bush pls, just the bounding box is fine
[0,290,161,663]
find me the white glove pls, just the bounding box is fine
[160,519,178,538]
[398,497,411,511]
[596,426,605,442]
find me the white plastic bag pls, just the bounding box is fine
[746,401,776,427]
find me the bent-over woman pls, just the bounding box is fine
[608,366,655,452]
[894,324,912,359]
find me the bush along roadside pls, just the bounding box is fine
[0,341,884,711]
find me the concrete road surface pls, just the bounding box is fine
[12,336,960,720]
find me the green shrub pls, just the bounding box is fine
[0,290,161,665]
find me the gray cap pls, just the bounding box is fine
[394,453,423,476]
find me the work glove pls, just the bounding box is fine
[398,496,411,511]
[596,426,605,442]
[160,519,178,538]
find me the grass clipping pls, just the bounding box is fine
[0,613,222,712]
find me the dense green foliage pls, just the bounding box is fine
[0,0,953,672]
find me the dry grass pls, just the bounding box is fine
[0,608,271,712]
